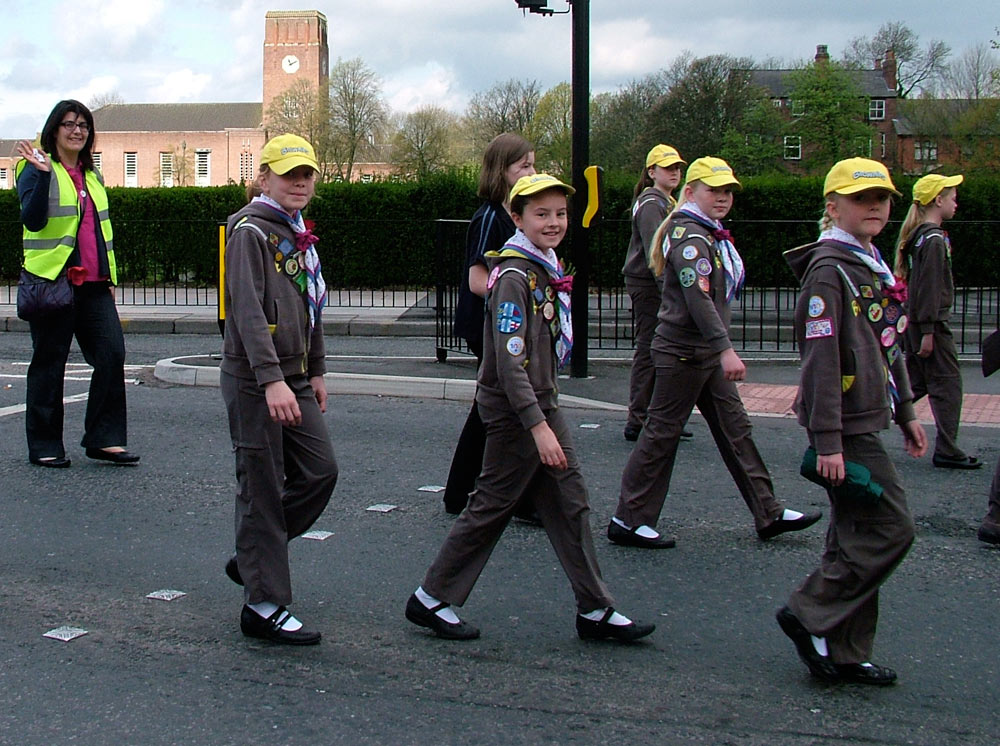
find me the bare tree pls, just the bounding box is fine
[464,78,542,150]
[88,91,125,111]
[328,57,389,182]
[530,82,572,176]
[391,106,457,178]
[937,43,1000,100]
[265,79,334,179]
[590,72,670,172]
[844,21,950,98]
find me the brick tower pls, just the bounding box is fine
[262,10,329,114]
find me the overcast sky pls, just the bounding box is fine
[0,0,992,138]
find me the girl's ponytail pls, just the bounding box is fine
[893,202,926,281]
[648,183,689,277]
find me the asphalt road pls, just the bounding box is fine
[1,333,998,745]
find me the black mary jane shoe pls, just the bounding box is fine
[86,448,141,465]
[576,608,655,642]
[932,454,982,470]
[240,605,321,645]
[30,456,72,469]
[834,662,897,686]
[757,510,823,541]
[775,606,840,682]
[607,520,676,549]
[225,555,244,586]
[405,594,480,640]
[623,425,641,442]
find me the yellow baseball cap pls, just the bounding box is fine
[509,173,575,202]
[913,173,963,205]
[260,134,319,175]
[645,144,686,169]
[823,158,900,197]
[685,157,741,190]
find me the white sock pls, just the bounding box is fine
[415,586,460,624]
[247,601,303,631]
[859,662,874,668]
[782,509,804,521]
[811,634,828,657]
[612,516,660,539]
[580,608,632,626]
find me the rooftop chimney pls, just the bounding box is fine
[815,44,830,63]
[882,48,897,91]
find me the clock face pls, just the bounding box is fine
[281,55,300,74]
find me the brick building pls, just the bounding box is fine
[1,9,391,188]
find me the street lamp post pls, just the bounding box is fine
[514,0,591,378]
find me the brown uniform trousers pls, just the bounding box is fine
[905,322,966,460]
[422,404,614,613]
[788,432,915,664]
[222,372,339,606]
[982,456,1000,535]
[625,281,661,432]
[616,350,784,533]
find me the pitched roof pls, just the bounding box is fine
[749,69,895,99]
[92,103,263,132]
[0,138,24,155]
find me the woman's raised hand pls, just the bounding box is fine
[15,141,50,172]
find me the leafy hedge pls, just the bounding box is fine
[2,170,998,288]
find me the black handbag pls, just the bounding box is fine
[16,269,75,321]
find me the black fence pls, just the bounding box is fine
[434,217,1000,359]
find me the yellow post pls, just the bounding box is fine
[218,224,226,322]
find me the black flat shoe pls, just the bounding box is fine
[576,608,655,642]
[932,454,982,470]
[680,428,693,440]
[405,594,480,640]
[835,662,897,686]
[978,524,1000,545]
[607,520,676,549]
[225,555,244,585]
[758,510,823,540]
[86,448,140,465]
[623,425,641,442]
[776,606,839,682]
[240,605,321,645]
[29,456,71,469]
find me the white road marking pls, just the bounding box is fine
[0,392,89,419]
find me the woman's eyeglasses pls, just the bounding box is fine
[60,121,90,133]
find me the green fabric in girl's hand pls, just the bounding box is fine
[800,446,884,505]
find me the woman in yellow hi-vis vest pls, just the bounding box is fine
[15,100,138,468]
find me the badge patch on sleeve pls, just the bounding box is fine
[695,257,712,276]
[496,302,523,333]
[804,318,834,339]
[506,336,525,356]
[682,245,698,260]
[679,267,696,288]
[673,226,687,240]
[807,295,825,317]
[697,276,710,293]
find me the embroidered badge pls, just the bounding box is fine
[695,257,712,276]
[714,253,722,268]
[269,233,280,246]
[506,336,525,356]
[487,265,501,290]
[805,318,834,339]
[807,295,825,318]
[526,270,538,291]
[673,226,687,240]
[860,285,874,298]
[881,326,896,348]
[881,298,888,308]
[697,276,710,293]
[884,304,900,324]
[274,251,284,263]
[544,285,556,302]
[896,315,908,334]
[284,256,300,276]
[867,303,883,323]
[533,287,544,304]
[682,245,698,261]
[542,302,555,320]
[496,302,523,333]
[887,344,900,365]
[851,299,861,317]
[841,375,855,392]
[679,267,696,288]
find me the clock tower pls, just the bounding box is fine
[262,10,329,117]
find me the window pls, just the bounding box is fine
[783,136,801,160]
[239,151,255,183]
[160,152,174,187]
[869,99,885,120]
[772,98,782,108]
[93,152,103,173]
[855,137,872,158]
[0,167,8,190]
[195,149,211,186]
[914,140,938,162]
[360,173,374,183]
[124,152,138,187]
[880,133,887,159]
[790,99,805,117]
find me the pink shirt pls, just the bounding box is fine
[65,164,107,282]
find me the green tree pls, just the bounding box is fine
[391,106,457,178]
[784,60,874,172]
[530,82,572,176]
[719,97,787,176]
[328,57,388,182]
[844,21,950,98]
[590,72,670,173]
[463,78,541,151]
[265,79,334,180]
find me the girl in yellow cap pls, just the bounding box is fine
[893,173,979,470]
[779,157,928,685]
[610,157,821,550]
[622,144,687,442]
